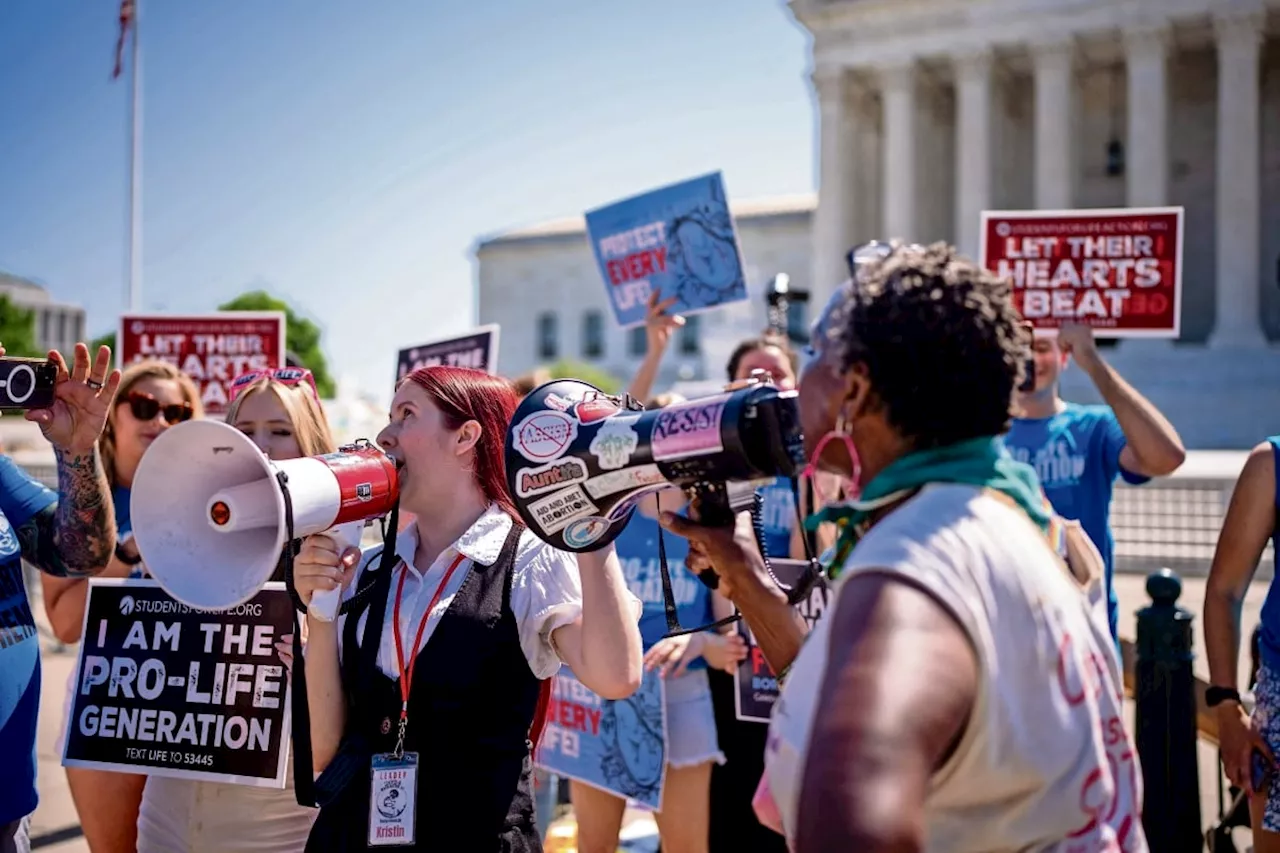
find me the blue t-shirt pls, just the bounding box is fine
[1254,437,1280,669]
[757,477,797,559]
[0,456,59,823]
[111,485,147,580]
[113,484,132,540]
[1004,403,1149,639]
[612,512,713,664]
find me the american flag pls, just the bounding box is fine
[112,0,135,80]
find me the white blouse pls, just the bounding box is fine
[335,505,594,681]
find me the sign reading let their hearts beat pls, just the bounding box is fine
[980,207,1183,338]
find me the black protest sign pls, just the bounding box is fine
[734,560,829,724]
[63,579,294,788]
[395,324,500,381]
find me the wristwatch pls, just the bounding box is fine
[1205,686,1242,707]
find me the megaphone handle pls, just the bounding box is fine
[306,521,365,623]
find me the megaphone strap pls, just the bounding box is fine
[288,500,401,809]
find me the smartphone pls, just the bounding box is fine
[0,357,57,414]
[1252,747,1274,792]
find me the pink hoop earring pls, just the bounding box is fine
[801,414,862,502]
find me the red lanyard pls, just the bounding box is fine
[392,552,466,724]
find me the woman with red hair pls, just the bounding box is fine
[293,366,643,851]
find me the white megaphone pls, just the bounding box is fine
[131,418,399,618]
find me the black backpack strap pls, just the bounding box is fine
[291,541,396,808]
[309,543,398,807]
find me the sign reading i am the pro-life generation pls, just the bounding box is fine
[735,560,829,724]
[394,324,500,382]
[535,665,667,809]
[584,172,749,328]
[62,579,294,788]
[117,312,287,415]
[979,207,1184,337]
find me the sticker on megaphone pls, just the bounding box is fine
[503,379,805,554]
[131,419,399,613]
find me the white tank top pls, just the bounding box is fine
[763,484,1146,852]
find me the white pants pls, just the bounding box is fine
[136,763,316,853]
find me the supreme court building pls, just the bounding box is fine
[789,0,1280,447]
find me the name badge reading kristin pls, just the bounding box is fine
[369,752,419,847]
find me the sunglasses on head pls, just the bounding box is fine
[229,367,320,404]
[127,392,194,425]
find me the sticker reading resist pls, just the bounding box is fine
[588,419,639,471]
[650,395,728,462]
[528,485,598,535]
[516,458,589,499]
[583,464,666,500]
[513,411,579,463]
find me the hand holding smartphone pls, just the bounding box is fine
[0,357,58,414]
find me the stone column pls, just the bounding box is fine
[1032,38,1075,209]
[811,66,855,299]
[1211,6,1265,347]
[880,60,917,243]
[954,47,993,259]
[1124,22,1170,207]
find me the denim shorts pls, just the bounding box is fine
[664,668,725,769]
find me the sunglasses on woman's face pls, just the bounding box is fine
[127,392,194,425]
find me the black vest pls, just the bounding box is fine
[306,521,542,852]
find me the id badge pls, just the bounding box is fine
[368,752,418,847]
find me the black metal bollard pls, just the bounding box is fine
[1135,568,1202,852]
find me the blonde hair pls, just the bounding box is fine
[224,378,337,457]
[101,360,203,488]
[511,368,552,398]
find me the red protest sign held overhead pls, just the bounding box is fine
[118,312,288,416]
[980,207,1184,337]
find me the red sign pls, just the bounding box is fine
[117,312,287,415]
[979,207,1183,337]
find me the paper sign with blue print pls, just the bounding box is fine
[585,172,748,328]
[535,665,667,809]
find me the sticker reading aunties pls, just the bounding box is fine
[650,395,728,462]
[516,458,589,499]
[514,411,579,463]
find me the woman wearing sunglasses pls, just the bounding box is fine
[43,359,201,853]
[134,366,334,853]
[292,365,643,851]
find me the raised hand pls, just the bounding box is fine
[644,288,685,353]
[24,344,122,454]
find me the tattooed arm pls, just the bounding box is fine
[17,447,115,578]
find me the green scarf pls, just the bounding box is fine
[806,436,1051,580]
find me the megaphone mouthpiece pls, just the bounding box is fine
[132,420,399,611]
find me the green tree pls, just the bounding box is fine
[90,330,117,355]
[0,295,41,357]
[218,291,336,398]
[543,359,621,395]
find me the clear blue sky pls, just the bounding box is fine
[0,0,817,405]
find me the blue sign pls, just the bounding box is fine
[535,666,667,809]
[584,172,748,328]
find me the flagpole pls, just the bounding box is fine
[126,0,142,312]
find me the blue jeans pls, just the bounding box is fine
[532,768,558,839]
